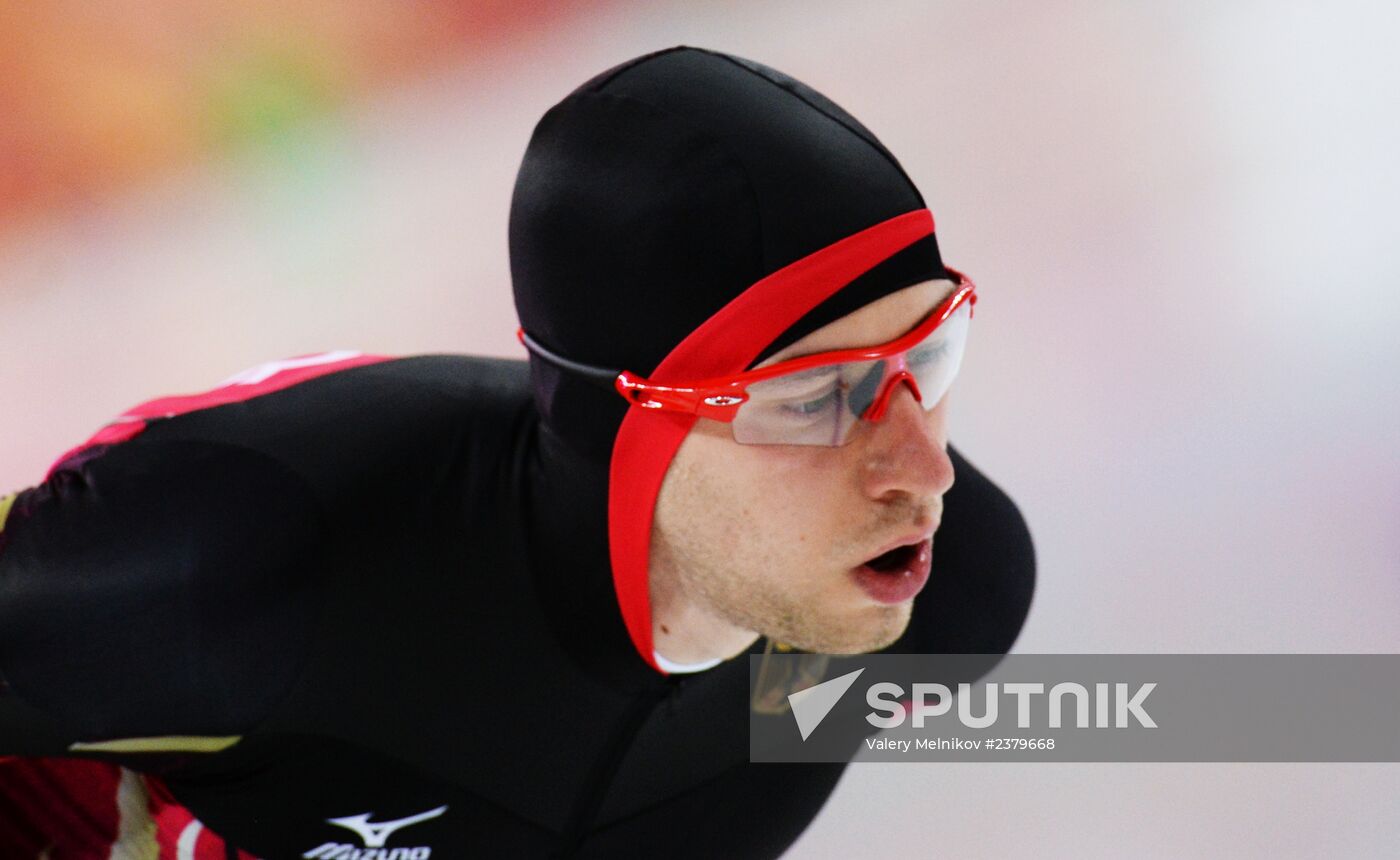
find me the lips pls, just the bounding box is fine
[851,537,932,605]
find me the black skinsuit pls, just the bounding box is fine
[0,47,1035,858]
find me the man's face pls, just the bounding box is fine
[650,280,958,656]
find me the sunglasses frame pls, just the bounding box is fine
[613,275,976,423]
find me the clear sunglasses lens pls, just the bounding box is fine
[730,365,866,445]
[729,299,972,446]
[905,299,970,409]
[847,361,886,419]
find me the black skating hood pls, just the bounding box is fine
[512,46,949,673]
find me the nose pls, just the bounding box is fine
[858,380,955,504]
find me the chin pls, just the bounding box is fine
[777,603,912,655]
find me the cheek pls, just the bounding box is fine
[657,430,856,554]
[756,449,851,533]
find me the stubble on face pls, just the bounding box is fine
[651,428,918,657]
[648,280,955,662]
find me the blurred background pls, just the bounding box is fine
[2,0,1397,856]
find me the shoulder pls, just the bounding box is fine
[48,352,532,472]
[0,352,535,744]
[49,352,535,513]
[0,429,327,742]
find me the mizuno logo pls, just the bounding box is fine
[302,805,448,859]
[301,845,431,860]
[326,806,447,847]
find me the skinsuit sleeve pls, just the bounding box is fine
[0,433,322,757]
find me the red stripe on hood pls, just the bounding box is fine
[607,209,935,673]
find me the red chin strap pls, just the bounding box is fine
[606,208,936,673]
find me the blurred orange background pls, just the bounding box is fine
[0,1,603,230]
[1,2,1397,856]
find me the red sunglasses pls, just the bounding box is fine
[519,274,976,446]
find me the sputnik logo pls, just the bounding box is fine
[787,669,865,741]
[326,806,448,848]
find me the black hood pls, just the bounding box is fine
[512,47,953,675]
[511,46,948,460]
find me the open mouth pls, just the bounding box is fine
[864,542,921,573]
[852,538,933,605]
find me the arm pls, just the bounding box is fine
[0,437,321,756]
